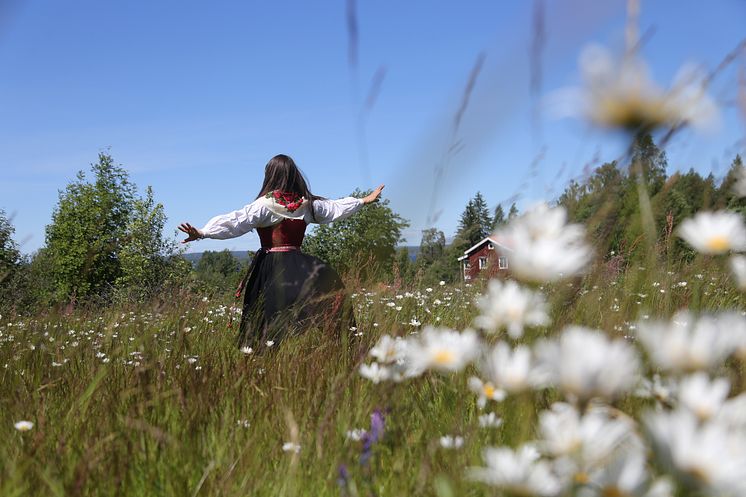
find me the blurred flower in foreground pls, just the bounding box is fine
[359,362,395,384]
[368,334,407,364]
[481,341,545,393]
[405,326,480,375]
[729,255,746,290]
[576,453,674,497]
[14,420,33,431]
[468,376,506,408]
[439,435,464,449]
[549,44,718,133]
[478,412,503,429]
[678,373,730,421]
[493,203,592,283]
[677,211,746,254]
[636,310,743,373]
[282,442,301,454]
[535,326,640,402]
[468,444,562,496]
[474,279,550,338]
[538,402,641,484]
[643,409,746,496]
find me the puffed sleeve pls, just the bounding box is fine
[312,197,365,224]
[199,200,269,239]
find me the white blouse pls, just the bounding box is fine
[198,196,365,240]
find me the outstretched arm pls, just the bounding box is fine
[179,201,268,243]
[362,184,385,205]
[178,223,204,243]
[312,184,385,224]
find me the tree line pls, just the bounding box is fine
[1,136,744,315]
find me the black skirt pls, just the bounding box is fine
[236,249,356,348]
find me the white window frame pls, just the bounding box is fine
[498,256,508,269]
[478,256,488,270]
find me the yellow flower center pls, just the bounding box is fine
[574,472,590,485]
[483,383,496,398]
[433,350,455,366]
[706,236,730,252]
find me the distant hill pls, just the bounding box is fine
[182,250,252,266]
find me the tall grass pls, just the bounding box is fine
[1,252,742,496]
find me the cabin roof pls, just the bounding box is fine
[456,236,514,261]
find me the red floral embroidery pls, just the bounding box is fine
[265,190,305,212]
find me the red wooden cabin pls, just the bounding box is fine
[457,236,511,281]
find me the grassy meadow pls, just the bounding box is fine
[2,254,744,496]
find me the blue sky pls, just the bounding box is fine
[1,0,745,254]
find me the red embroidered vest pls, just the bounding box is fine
[256,219,307,249]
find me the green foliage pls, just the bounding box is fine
[419,228,446,265]
[195,250,244,293]
[491,204,505,231]
[454,192,493,252]
[45,153,136,302]
[0,210,27,315]
[558,134,746,265]
[115,186,181,301]
[43,152,181,305]
[302,190,409,280]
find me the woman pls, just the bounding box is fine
[179,154,384,349]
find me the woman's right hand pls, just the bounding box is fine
[178,222,204,243]
[363,184,385,204]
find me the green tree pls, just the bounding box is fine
[394,246,414,285]
[45,152,136,303]
[0,210,26,314]
[508,202,519,220]
[491,204,505,231]
[419,228,446,265]
[472,192,493,235]
[115,186,179,301]
[195,250,243,292]
[302,190,409,280]
[717,155,746,214]
[455,192,493,251]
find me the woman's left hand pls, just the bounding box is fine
[363,184,385,204]
[178,222,204,243]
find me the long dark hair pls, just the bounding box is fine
[255,154,323,221]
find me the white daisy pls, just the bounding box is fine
[14,420,33,431]
[282,442,301,454]
[677,211,746,254]
[493,203,592,283]
[549,43,718,132]
[468,444,563,496]
[404,326,480,375]
[368,334,407,364]
[474,279,550,338]
[478,412,503,429]
[468,376,507,408]
[535,326,640,402]
[359,362,393,384]
[439,435,464,449]
[643,409,746,496]
[636,310,741,373]
[538,402,638,475]
[678,373,730,421]
[481,341,545,393]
